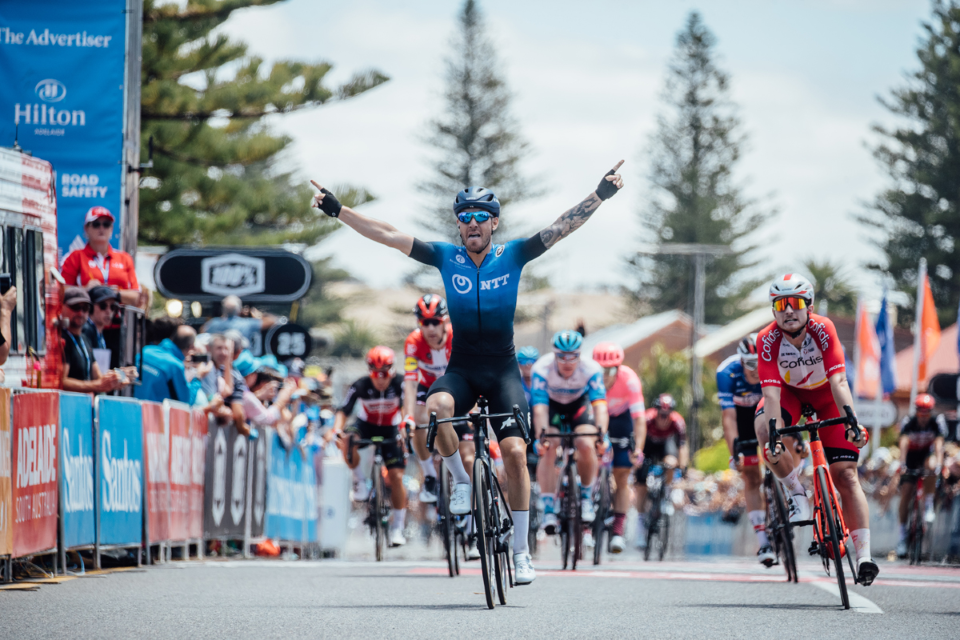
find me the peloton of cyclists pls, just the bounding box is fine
[532,330,608,539]
[401,294,454,504]
[636,393,688,548]
[311,159,625,584]
[718,334,780,566]
[593,342,646,554]
[896,392,947,558]
[334,346,409,547]
[754,273,878,585]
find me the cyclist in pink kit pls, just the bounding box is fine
[593,343,646,553]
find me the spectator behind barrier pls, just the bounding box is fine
[83,286,120,368]
[241,360,299,442]
[61,287,135,393]
[207,334,250,437]
[60,206,147,308]
[201,295,276,347]
[0,283,17,382]
[135,324,198,404]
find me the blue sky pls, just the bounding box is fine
[221,0,932,300]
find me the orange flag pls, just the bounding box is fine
[918,274,941,382]
[855,302,881,399]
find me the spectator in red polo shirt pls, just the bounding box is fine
[61,206,147,308]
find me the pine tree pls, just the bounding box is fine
[140,0,386,247]
[862,0,960,325]
[803,259,857,317]
[624,12,768,324]
[418,0,535,242]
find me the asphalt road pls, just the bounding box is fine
[3,530,959,639]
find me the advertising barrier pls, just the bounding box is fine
[166,401,192,542]
[265,430,318,544]
[189,410,207,540]
[142,401,168,547]
[96,396,143,547]
[203,421,265,540]
[59,392,95,550]
[11,391,59,558]
[0,389,11,557]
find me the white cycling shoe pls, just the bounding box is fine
[513,552,536,585]
[420,476,438,504]
[389,528,407,547]
[466,536,481,561]
[610,535,625,554]
[757,545,776,567]
[583,531,595,549]
[787,494,812,523]
[542,512,559,535]
[449,483,472,515]
[352,482,370,502]
[924,505,936,524]
[581,499,596,524]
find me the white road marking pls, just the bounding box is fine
[810,581,883,614]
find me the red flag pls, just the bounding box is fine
[918,274,941,382]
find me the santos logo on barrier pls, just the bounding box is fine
[62,428,93,514]
[101,431,142,513]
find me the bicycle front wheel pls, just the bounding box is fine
[472,459,496,609]
[567,463,583,571]
[771,476,798,582]
[439,464,457,577]
[492,475,510,605]
[909,496,924,566]
[593,468,611,566]
[373,461,385,562]
[817,467,849,610]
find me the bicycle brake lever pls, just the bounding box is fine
[513,404,531,445]
[768,419,781,458]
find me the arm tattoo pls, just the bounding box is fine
[539,193,602,249]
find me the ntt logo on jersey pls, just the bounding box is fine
[452,274,473,294]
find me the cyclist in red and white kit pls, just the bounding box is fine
[754,273,878,585]
[401,294,455,504]
[334,346,409,547]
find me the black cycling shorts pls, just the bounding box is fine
[636,438,679,484]
[900,448,934,487]
[547,394,594,429]
[345,420,405,470]
[608,411,634,469]
[427,352,528,442]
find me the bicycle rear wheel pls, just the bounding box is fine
[909,497,923,566]
[440,464,457,577]
[817,467,849,610]
[593,468,611,566]
[528,482,541,558]
[567,463,583,571]
[373,461,385,562]
[492,475,510,605]
[644,485,661,562]
[770,476,798,582]
[472,459,496,609]
[659,510,670,561]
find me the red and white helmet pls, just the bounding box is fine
[592,342,624,368]
[769,273,814,306]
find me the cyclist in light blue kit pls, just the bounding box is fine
[310,161,624,585]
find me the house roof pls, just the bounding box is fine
[581,310,691,354]
[692,307,772,359]
[894,323,959,392]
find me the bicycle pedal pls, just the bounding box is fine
[808,541,819,556]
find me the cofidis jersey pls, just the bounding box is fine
[409,235,546,356]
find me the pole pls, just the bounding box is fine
[909,258,927,416]
[689,254,705,455]
[121,0,143,374]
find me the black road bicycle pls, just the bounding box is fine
[427,398,530,609]
[591,463,613,565]
[347,435,392,562]
[735,438,798,582]
[436,458,462,577]
[901,469,940,566]
[641,462,671,561]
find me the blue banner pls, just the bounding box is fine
[96,397,143,546]
[876,292,898,395]
[0,1,126,259]
[265,432,317,543]
[60,393,95,549]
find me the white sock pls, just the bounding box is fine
[391,508,406,531]
[749,510,769,548]
[418,456,437,479]
[352,464,365,484]
[513,510,530,555]
[779,466,805,497]
[443,450,471,485]
[925,495,934,510]
[358,446,374,480]
[851,528,871,562]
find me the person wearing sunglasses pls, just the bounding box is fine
[401,294,453,505]
[333,346,408,547]
[60,287,126,394]
[310,160,624,584]
[531,330,607,539]
[60,206,146,308]
[717,333,779,566]
[83,285,120,365]
[593,342,645,554]
[754,273,877,586]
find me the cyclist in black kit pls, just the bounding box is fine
[310,160,624,584]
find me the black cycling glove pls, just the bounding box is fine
[317,188,342,218]
[596,169,621,200]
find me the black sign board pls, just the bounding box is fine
[155,247,312,303]
[266,322,313,359]
[929,373,960,403]
[203,421,266,539]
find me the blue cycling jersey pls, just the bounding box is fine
[409,235,547,356]
[716,355,762,410]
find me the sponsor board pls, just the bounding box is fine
[203,421,265,539]
[142,401,168,544]
[167,402,192,542]
[265,430,317,543]
[0,390,11,555]
[97,397,143,546]
[12,391,59,557]
[60,393,95,549]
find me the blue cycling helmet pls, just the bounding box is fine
[453,186,501,217]
[517,346,540,365]
[552,330,583,353]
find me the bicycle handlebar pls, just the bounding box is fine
[426,404,530,452]
[768,405,857,455]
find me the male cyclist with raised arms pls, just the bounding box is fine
[636,393,687,547]
[532,331,608,535]
[896,393,946,558]
[334,346,408,547]
[754,274,878,585]
[593,342,645,554]
[310,160,625,585]
[402,294,454,504]
[718,334,777,566]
